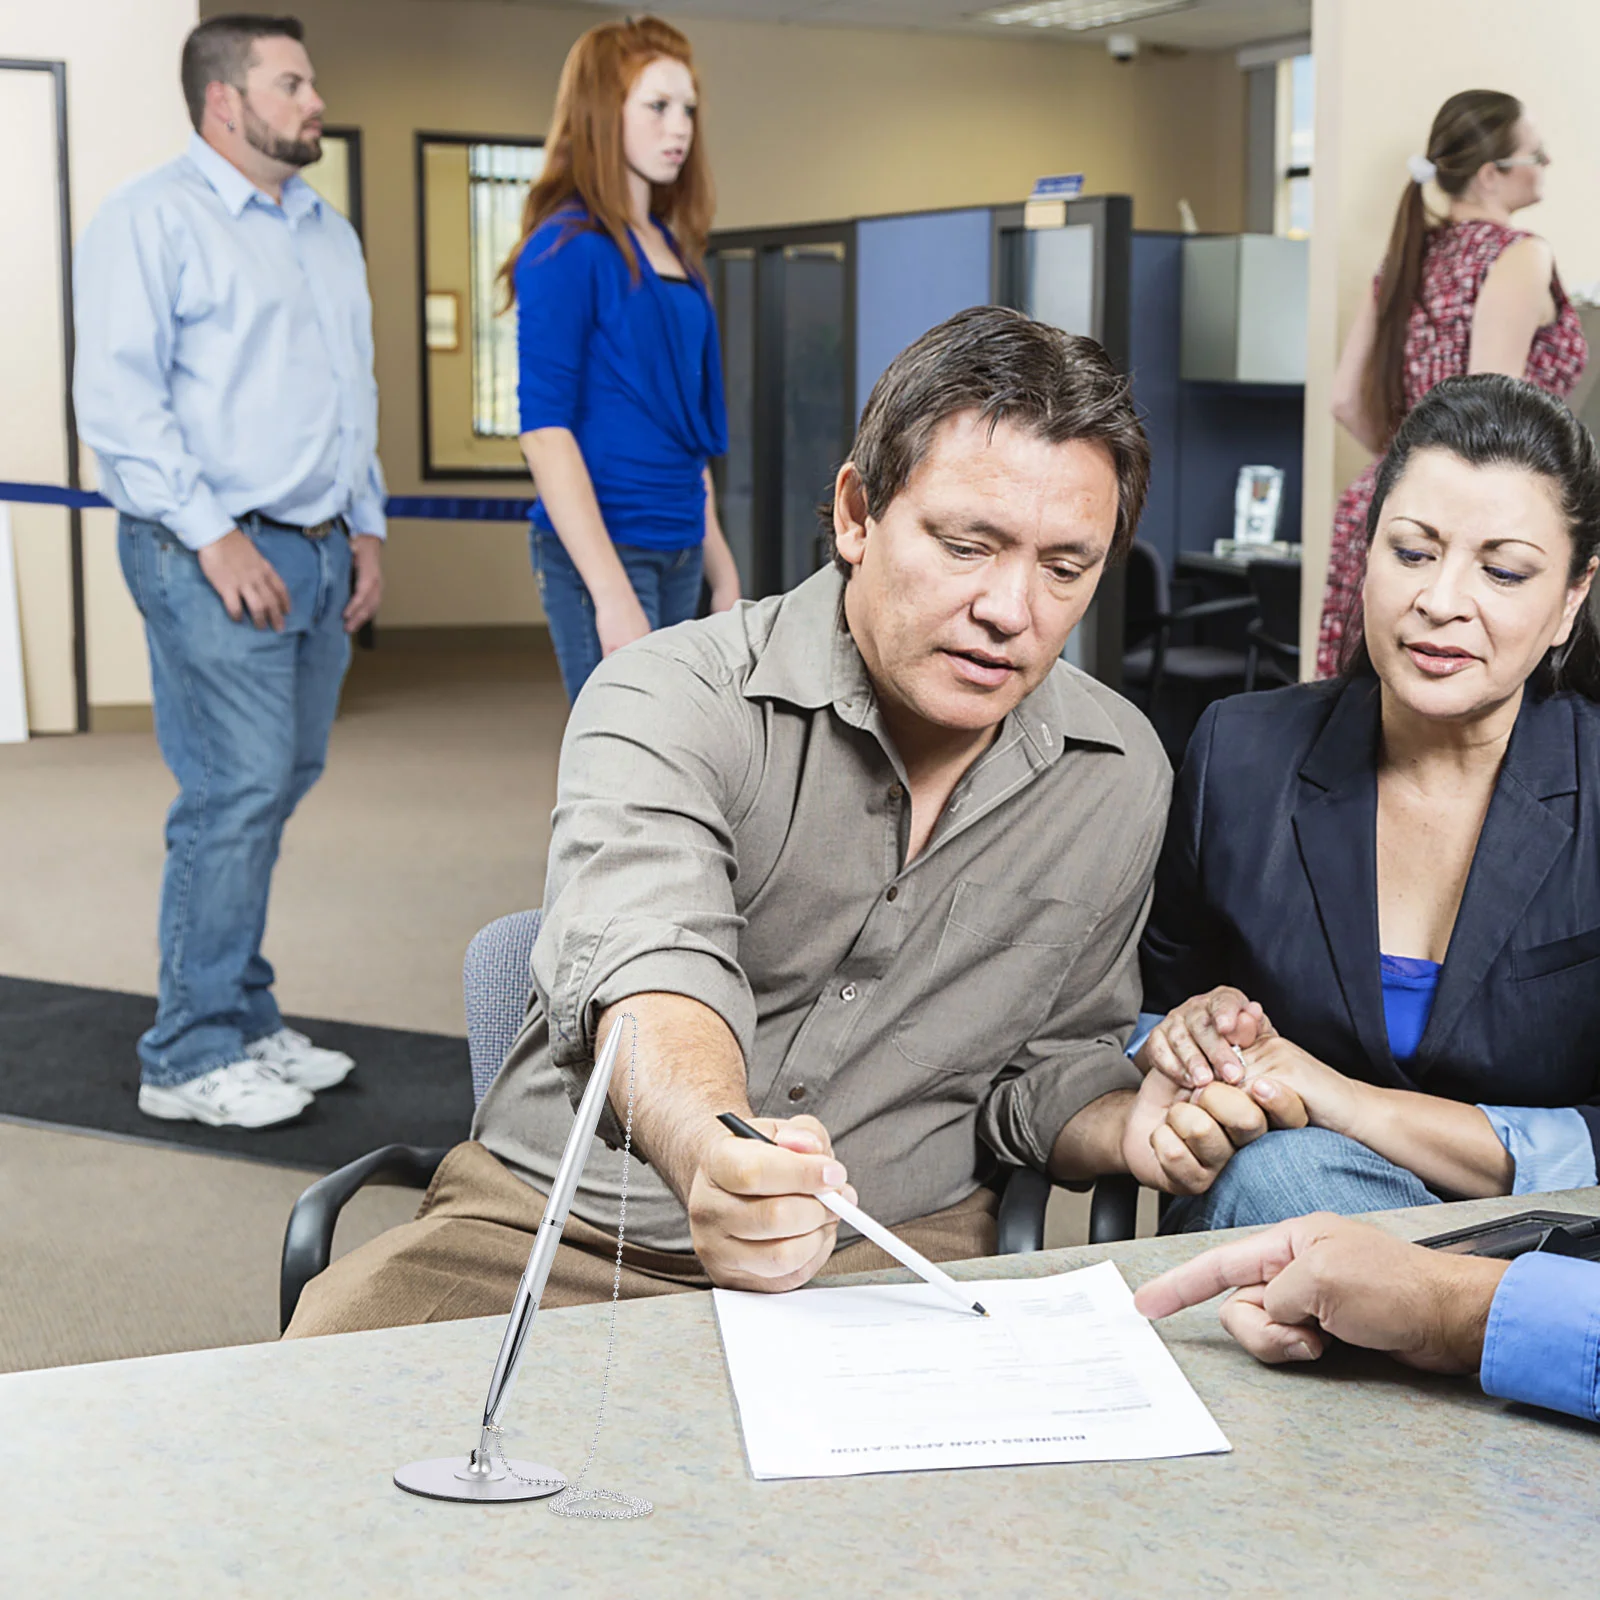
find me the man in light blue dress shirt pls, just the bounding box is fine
[1137,1212,1600,1425]
[73,15,386,1128]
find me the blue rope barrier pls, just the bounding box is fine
[0,481,110,509]
[0,481,536,523]
[383,494,535,522]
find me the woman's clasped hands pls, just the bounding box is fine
[1123,986,1366,1196]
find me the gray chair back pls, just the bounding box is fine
[462,909,542,1106]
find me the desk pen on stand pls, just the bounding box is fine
[395,1021,628,1502]
[716,1113,988,1318]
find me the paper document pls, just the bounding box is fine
[714,1260,1229,1480]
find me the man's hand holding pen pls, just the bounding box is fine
[687,1115,859,1293]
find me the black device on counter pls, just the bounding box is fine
[1416,1209,1600,1261]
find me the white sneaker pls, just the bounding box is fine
[138,1059,313,1129]
[245,1026,355,1092]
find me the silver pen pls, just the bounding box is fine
[717,1112,988,1318]
[477,1020,629,1444]
[395,1020,629,1500]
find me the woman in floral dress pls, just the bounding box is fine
[1317,89,1586,676]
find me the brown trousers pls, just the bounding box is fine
[284,1140,998,1339]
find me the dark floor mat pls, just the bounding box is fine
[0,974,472,1170]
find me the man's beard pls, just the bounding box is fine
[240,98,321,168]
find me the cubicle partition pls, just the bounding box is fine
[1128,231,1306,574]
[708,197,1134,689]
[991,196,1134,686]
[706,224,855,600]
[852,208,992,416]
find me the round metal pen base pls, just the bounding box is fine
[394,1455,566,1503]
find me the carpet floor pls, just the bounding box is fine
[0,974,474,1170]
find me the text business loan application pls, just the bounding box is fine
[714,1260,1230,1480]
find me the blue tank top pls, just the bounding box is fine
[1379,953,1442,1062]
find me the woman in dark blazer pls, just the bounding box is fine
[1135,374,1600,1230]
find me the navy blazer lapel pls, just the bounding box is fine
[1419,693,1577,1067]
[1292,681,1393,1075]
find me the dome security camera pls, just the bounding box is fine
[1106,32,1139,62]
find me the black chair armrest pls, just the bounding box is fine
[996,1168,1145,1253]
[1246,618,1302,658]
[279,1143,448,1332]
[996,1166,1053,1254]
[1168,595,1259,627]
[1087,1173,1141,1244]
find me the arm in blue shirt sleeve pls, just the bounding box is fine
[516,225,599,435]
[345,230,387,540]
[349,450,387,540]
[72,197,234,550]
[1126,1012,1162,1059]
[1477,1105,1599,1195]
[1481,1251,1600,1422]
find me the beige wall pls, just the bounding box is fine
[1302,0,1600,658]
[2,0,193,725]
[239,0,1247,628]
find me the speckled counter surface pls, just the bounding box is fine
[6,1192,1600,1599]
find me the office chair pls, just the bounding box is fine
[1242,557,1302,692]
[1121,541,1257,718]
[280,913,1140,1330]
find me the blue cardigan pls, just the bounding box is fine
[1141,677,1600,1177]
[515,210,727,551]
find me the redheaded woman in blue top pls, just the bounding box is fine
[500,16,739,700]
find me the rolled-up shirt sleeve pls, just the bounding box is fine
[72,196,234,551]
[978,766,1169,1173]
[532,638,759,1113]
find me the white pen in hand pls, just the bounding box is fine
[716,1112,988,1318]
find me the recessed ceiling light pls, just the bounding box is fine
[980,0,1194,30]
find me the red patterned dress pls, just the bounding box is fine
[1316,220,1587,676]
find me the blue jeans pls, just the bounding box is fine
[119,514,352,1086]
[530,527,704,701]
[1161,1126,1441,1234]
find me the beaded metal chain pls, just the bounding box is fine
[487,1013,652,1520]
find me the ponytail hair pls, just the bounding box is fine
[1349,373,1600,701]
[1365,90,1525,443]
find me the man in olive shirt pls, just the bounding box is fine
[290,308,1189,1335]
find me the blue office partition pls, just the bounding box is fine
[1129,233,1183,567]
[854,210,992,420]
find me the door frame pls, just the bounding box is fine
[2,57,85,731]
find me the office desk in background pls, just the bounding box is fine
[5,1192,1600,1598]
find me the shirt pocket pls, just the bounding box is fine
[893,880,1092,1075]
[1512,926,1600,980]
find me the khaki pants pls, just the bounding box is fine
[284,1140,998,1338]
